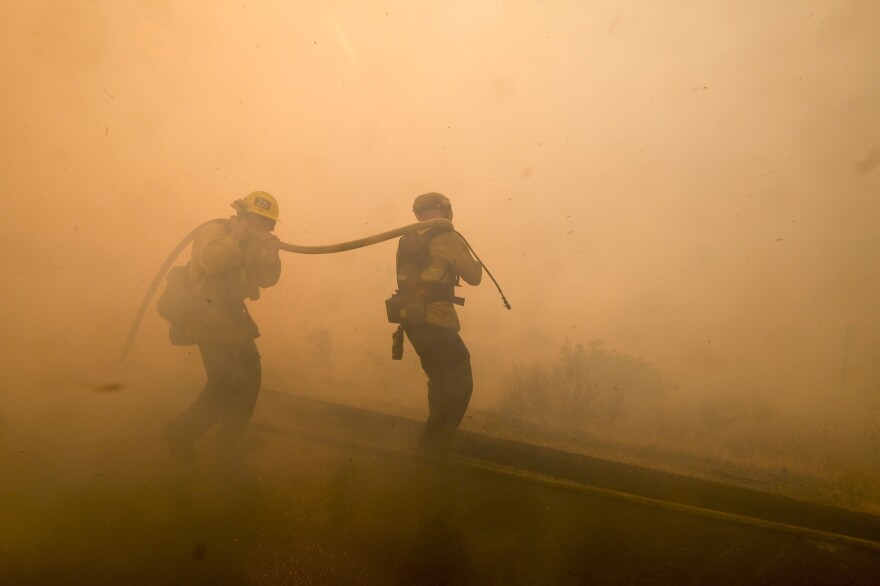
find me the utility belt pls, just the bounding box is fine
[385,283,463,325]
[186,296,260,343]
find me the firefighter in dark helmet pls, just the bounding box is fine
[394,192,482,460]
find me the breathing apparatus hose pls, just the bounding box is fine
[119,217,453,364]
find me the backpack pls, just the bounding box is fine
[156,263,196,345]
[385,227,462,325]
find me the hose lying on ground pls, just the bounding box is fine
[119,218,454,364]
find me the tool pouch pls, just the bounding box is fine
[157,265,197,346]
[385,291,426,325]
[391,325,405,360]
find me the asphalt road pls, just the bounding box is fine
[4,389,879,584]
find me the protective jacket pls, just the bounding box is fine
[185,221,281,342]
[399,228,482,331]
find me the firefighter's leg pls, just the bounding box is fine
[420,357,473,458]
[163,341,233,460]
[406,324,472,459]
[216,339,262,474]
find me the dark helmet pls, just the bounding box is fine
[412,192,452,220]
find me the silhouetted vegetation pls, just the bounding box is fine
[496,341,880,513]
[500,340,665,423]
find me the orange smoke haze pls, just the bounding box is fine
[1,1,878,474]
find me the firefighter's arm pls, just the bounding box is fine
[456,248,482,286]
[253,234,282,287]
[193,222,243,276]
[437,233,482,286]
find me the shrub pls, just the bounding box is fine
[305,326,334,363]
[500,340,665,424]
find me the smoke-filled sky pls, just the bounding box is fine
[2,1,878,416]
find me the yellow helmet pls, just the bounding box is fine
[233,190,281,222]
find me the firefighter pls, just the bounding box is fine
[396,192,482,460]
[163,191,282,472]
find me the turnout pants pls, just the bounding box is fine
[165,338,261,463]
[404,322,473,459]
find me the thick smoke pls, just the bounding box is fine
[1,0,879,559]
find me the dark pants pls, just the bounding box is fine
[404,323,473,459]
[165,338,261,462]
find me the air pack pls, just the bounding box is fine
[385,227,463,325]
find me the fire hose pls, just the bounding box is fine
[119,217,509,364]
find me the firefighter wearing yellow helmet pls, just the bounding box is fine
[163,191,283,472]
[236,190,281,222]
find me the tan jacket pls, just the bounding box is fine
[185,221,281,342]
[420,230,482,331]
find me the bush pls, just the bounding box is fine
[500,340,665,424]
[305,326,334,363]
